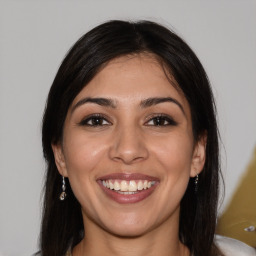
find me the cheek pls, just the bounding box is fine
[151,132,194,174]
[62,133,107,199]
[151,133,193,197]
[157,137,193,199]
[64,132,105,172]
[142,134,194,222]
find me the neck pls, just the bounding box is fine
[73,212,190,256]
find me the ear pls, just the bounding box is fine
[51,143,68,177]
[190,132,207,177]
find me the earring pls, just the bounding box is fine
[194,173,199,193]
[59,176,67,201]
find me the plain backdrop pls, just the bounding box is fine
[0,1,256,255]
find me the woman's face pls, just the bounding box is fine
[53,55,206,237]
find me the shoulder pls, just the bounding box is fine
[215,235,256,256]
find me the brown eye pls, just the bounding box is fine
[79,115,111,126]
[146,115,177,126]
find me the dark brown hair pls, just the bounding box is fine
[41,20,222,256]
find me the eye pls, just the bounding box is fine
[79,114,111,126]
[145,114,177,126]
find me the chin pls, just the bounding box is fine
[104,223,152,238]
[99,212,156,238]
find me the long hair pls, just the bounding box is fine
[41,20,222,256]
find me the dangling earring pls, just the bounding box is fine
[59,176,67,201]
[194,173,199,193]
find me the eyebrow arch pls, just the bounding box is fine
[71,97,116,113]
[140,97,185,115]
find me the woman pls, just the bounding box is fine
[39,20,256,256]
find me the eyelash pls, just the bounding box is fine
[145,114,178,127]
[78,114,177,127]
[79,114,111,126]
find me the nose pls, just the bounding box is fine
[109,125,149,164]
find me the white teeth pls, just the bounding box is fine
[118,191,137,195]
[114,180,120,191]
[102,179,156,192]
[109,180,114,190]
[137,180,143,190]
[120,180,128,191]
[129,180,137,192]
[143,180,148,189]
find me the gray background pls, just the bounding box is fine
[0,0,256,255]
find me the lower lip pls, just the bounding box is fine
[98,181,158,204]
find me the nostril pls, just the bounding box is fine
[112,154,145,164]
[109,147,149,164]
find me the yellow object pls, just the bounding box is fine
[217,146,256,247]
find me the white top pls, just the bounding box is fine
[215,235,256,256]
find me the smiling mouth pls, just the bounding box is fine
[102,179,157,194]
[97,173,159,204]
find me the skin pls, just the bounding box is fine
[52,54,206,256]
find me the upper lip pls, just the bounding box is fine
[97,173,159,181]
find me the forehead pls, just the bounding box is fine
[72,54,189,111]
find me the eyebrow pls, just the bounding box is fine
[71,97,116,113]
[71,96,185,115]
[140,97,185,115]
